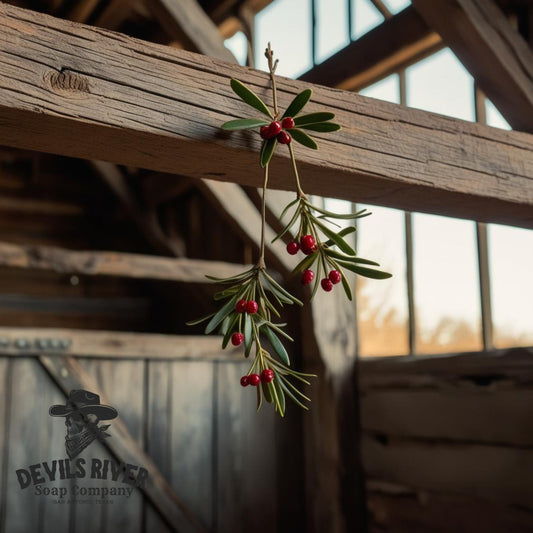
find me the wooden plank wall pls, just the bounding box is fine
[0,354,297,532]
[358,348,533,532]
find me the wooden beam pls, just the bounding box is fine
[1,4,532,230]
[0,240,249,283]
[0,327,240,360]
[299,7,442,90]
[39,354,206,532]
[148,0,236,62]
[412,0,533,133]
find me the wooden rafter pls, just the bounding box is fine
[3,6,530,227]
[0,327,240,360]
[412,0,533,133]
[299,7,442,90]
[0,240,249,283]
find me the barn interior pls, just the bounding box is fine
[0,0,532,531]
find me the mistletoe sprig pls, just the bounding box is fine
[190,44,390,417]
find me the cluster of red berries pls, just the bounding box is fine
[260,117,295,145]
[235,299,258,314]
[302,269,342,291]
[287,234,317,256]
[240,368,275,387]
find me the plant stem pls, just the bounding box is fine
[288,143,306,198]
[258,163,269,269]
[265,42,279,118]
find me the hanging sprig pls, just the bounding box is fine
[190,43,390,417]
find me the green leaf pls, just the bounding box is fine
[261,276,293,305]
[261,272,303,306]
[264,327,290,366]
[213,286,240,301]
[337,260,392,279]
[326,249,379,266]
[205,295,238,334]
[323,226,356,247]
[262,381,273,403]
[270,378,285,416]
[274,378,286,415]
[341,272,353,301]
[272,203,302,242]
[186,312,215,326]
[230,79,272,118]
[278,378,309,410]
[300,122,341,132]
[315,219,356,256]
[306,202,370,220]
[279,196,300,220]
[291,252,318,276]
[222,313,240,349]
[205,266,254,283]
[293,112,334,125]
[290,129,318,150]
[244,314,253,357]
[256,385,262,411]
[282,88,312,119]
[260,137,277,167]
[221,118,269,130]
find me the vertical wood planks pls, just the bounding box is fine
[170,361,214,531]
[215,362,277,533]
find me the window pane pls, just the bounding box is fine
[406,48,474,121]
[359,74,400,104]
[351,0,384,40]
[255,0,313,78]
[316,0,349,64]
[413,214,482,353]
[486,99,511,130]
[382,0,411,14]
[224,31,247,66]
[488,225,533,348]
[356,205,409,357]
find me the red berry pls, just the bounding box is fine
[302,243,318,255]
[240,375,249,387]
[235,299,247,313]
[301,269,315,285]
[268,121,282,137]
[246,300,258,314]
[329,270,342,284]
[261,369,274,383]
[260,125,270,139]
[231,332,244,346]
[282,117,295,129]
[321,278,333,292]
[300,234,315,250]
[249,373,261,386]
[286,241,300,255]
[277,131,292,144]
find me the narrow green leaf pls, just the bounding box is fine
[205,295,238,334]
[221,118,269,130]
[230,79,272,118]
[337,260,392,279]
[274,378,286,415]
[300,122,341,132]
[341,273,353,301]
[282,89,312,119]
[244,314,253,357]
[318,211,371,220]
[326,249,379,266]
[291,129,318,150]
[264,327,290,366]
[306,202,370,219]
[260,137,277,167]
[270,378,285,416]
[262,381,273,403]
[272,203,301,242]
[261,276,293,305]
[222,313,240,349]
[186,312,215,326]
[278,378,309,410]
[214,286,241,301]
[261,272,303,306]
[323,226,355,247]
[205,267,254,283]
[293,112,334,125]
[279,197,300,220]
[315,219,356,256]
[290,252,318,276]
[256,385,263,411]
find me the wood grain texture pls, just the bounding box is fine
[300,7,442,90]
[1,4,532,228]
[412,0,533,132]
[0,327,241,361]
[362,435,533,508]
[0,239,250,283]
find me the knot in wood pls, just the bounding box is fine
[48,69,90,95]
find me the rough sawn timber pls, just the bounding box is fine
[0,4,532,228]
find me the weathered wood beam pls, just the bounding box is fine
[0,240,249,282]
[412,0,533,133]
[0,327,240,360]
[1,4,532,230]
[39,354,206,532]
[148,0,236,62]
[299,7,442,90]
